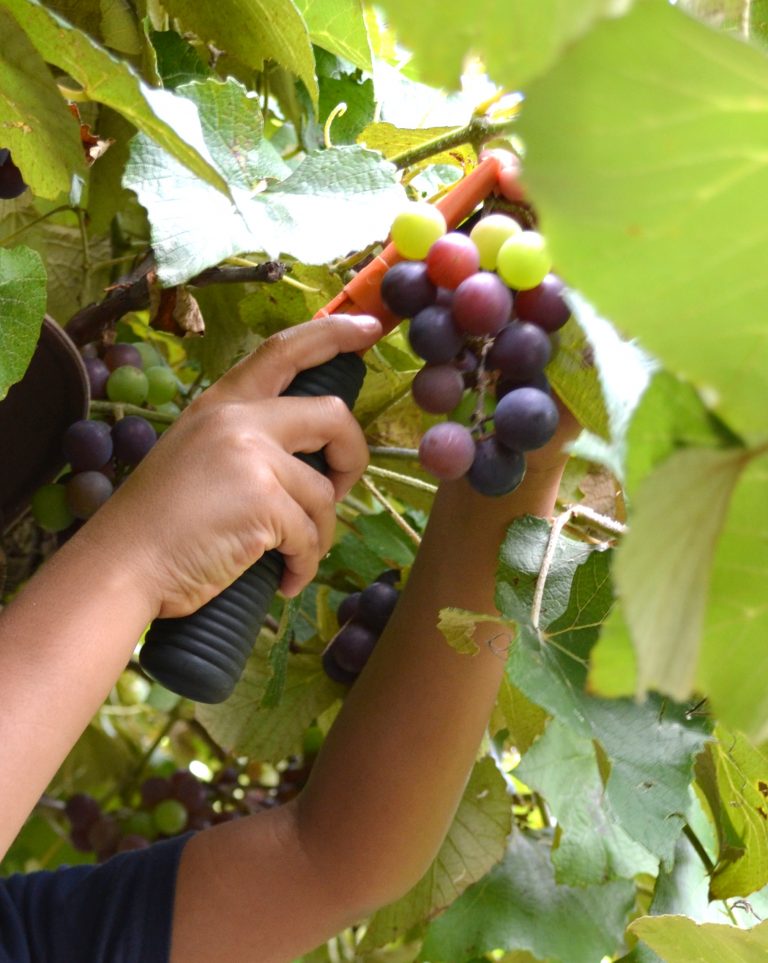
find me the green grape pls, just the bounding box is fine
[152,798,188,835]
[145,366,177,406]
[123,810,157,840]
[496,231,552,291]
[390,202,446,260]
[106,365,149,405]
[151,401,181,433]
[469,214,522,270]
[133,342,163,369]
[31,483,74,532]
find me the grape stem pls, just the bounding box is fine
[90,400,178,424]
[388,116,516,170]
[360,475,422,546]
[365,464,437,494]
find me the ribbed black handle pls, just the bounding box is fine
[139,352,367,703]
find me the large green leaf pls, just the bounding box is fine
[0,0,229,195]
[0,10,85,199]
[375,0,634,92]
[161,0,318,105]
[0,246,47,399]
[519,1,768,440]
[362,757,511,949]
[630,916,768,962]
[295,0,371,72]
[420,830,635,963]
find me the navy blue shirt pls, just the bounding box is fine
[0,834,190,962]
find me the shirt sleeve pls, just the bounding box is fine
[0,833,192,963]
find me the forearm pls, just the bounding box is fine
[294,462,566,912]
[0,521,155,857]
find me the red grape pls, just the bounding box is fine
[418,422,476,480]
[425,233,480,289]
[452,273,513,336]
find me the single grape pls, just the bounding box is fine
[514,273,571,332]
[408,305,465,364]
[467,437,526,497]
[122,811,156,840]
[357,581,399,633]
[111,415,157,465]
[390,201,447,260]
[62,419,113,471]
[496,371,551,401]
[374,569,400,587]
[151,401,181,433]
[87,816,121,856]
[452,273,513,337]
[381,262,437,318]
[106,365,149,406]
[0,149,27,199]
[469,214,522,270]
[145,366,177,406]
[104,342,143,372]
[331,621,380,674]
[152,798,188,835]
[65,471,114,519]
[84,358,110,399]
[321,646,358,686]
[425,232,481,289]
[494,387,560,451]
[337,591,361,625]
[133,342,163,369]
[496,231,552,291]
[411,364,465,414]
[141,776,172,808]
[418,422,476,480]
[65,793,101,830]
[31,484,75,532]
[486,322,552,381]
[171,770,208,813]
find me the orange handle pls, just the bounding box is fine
[313,155,502,331]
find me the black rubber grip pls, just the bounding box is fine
[139,352,367,703]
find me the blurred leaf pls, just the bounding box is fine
[630,916,768,962]
[0,246,47,399]
[296,0,371,71]
[99,0,141,54]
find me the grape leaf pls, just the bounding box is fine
[0,0,229,195]
[437,607,507,656]
[517,719,657,885]
[161,0,318,106]
[0,246,47,400]
[150,30,212,90]
[630,916,768,963]
[239,264,343,339]
[362,757,512,949]
[295,0,371,72]
[0,10,85,199]
[420,830,635,963]
[489,675,548,755]
[375,0,635,92]
[261,596,303,709]
[519,0,768,440]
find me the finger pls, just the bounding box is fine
[262,487,326,598]
[219,314,383,400]
[269,450,339,560]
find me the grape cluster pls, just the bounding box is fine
[30,340,181,533]
[322,570,400,685]
[381,202,571,497]
[0,148,27,200]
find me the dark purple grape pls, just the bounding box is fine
[65,793,101,829]
[65,471,114,519]
[496,371,551,401]
[321,646,358,685]
[514,273,571,332]
[381,262,437,318]
[104,342,143,372]
[111,416,157,465]
[375,569,400,586]
[486,322,552,380]
[87,816,121,856]
[467,437,526,497]
[171,770,208,813]
[140,776,172,808]
[454,347,480,382]
[84,358,110,399]
[70,826,93,852]
[452,272,513,336]
[494,387,560,451]
[426,233,481,289]
[63,419,113,471]
[331,621,380,673]
[337,591,361,625]
[358,581,399,633]
[0,149,27,199]
[411,364,465,414]
[435,287,454,307]
[408,305,465,364]
[419,422,476,480]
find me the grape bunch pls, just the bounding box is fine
[322,570,400,685]
[30,340,181,534]
[381,200,572,497]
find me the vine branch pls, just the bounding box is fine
[389,116,516,170]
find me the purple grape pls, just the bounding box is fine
[171,770,208,814]
[435,287,454,307]
[63,419,113,471]
[321,646,358,685]
[487,322,552,381]
[104,342,143,372]
[408,305,465,364]
[374,569,400,586]
[494,387,560,451]
[381,262,437,318]
[87,816,121,857]
[419,422,476,480]
[357,581,399,633]
[65,471,114,519]
[426,232,481,289]
[496,371,551,401]
[331,621,380,673]
[84,358,110,399]
[411,364,465,414]
[452,272,513,337]
[111,416,157,465]
[65,793,101,830]
[0,149,26,199]
[467,437,526,497]
[337,591,361,625]
[514,273,571,332]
